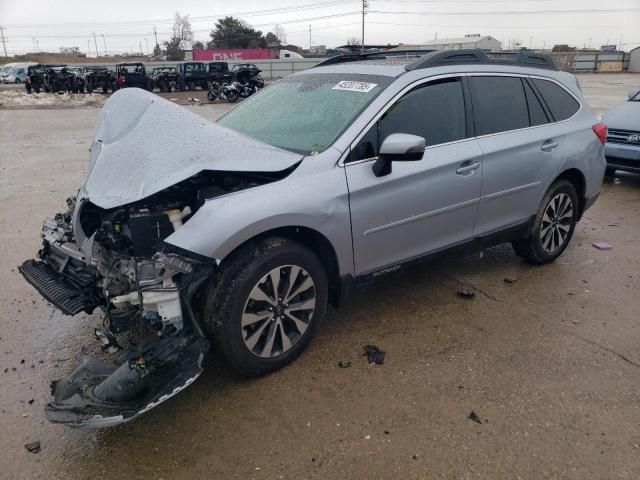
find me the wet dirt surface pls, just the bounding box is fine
[1,74,639,479]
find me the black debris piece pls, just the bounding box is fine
[25,441,41,453]
[337,360,352,368]
[27,399,34,405]
[468,410,483,424]
[503,277,517,284]
[458,288,475,299]
[20,359,25,364]
[363,345,385,365]
[383,430,390,435]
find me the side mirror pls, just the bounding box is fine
[372,133,426,177]
[628,89,639,100]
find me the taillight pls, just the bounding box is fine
[593,123,607,145]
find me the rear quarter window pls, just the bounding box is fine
[531,78,580,121]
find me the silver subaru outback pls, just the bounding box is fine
[20,50,606,427]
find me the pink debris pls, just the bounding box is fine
[592,242,612,251]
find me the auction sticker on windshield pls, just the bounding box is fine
[333,81,378,93]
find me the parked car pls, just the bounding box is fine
[177,61,209,90]
[84,67,115,93]
[114,62,150,90]
[150,66,180,92]
[207,61,233,83]
[603,88,640,175]
[25,64,46,93]
[1,65,28,83]
[19,49,606,428]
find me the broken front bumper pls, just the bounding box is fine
[19,243,213,428]
[45,308,209,428]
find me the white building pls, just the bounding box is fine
[421,34,501,52]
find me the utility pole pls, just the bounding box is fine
[0,26,8,58]
[361,0,368,53]
[139,40,143,55]
[92,32,99,58]
[153,25,159,52]
[32,37,36,53]
[101,34,107,56]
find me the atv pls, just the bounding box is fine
[25,64,46,93]
[114,63,151,91]
[207,62,233,84]
[176,62,209,91]
[84,67,115,94]
[150,67,180,92]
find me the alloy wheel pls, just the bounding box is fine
[540,193,574,253]
[241,265,316,358]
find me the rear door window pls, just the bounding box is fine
[531,78,580,121]
[469,76,530,135]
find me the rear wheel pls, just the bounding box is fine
[512,179,578,265]
[203,238,328,377]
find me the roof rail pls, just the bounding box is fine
[405,49,557,71]
[313,49,435,68]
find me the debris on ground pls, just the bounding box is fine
[27,399,34,405]
[503,277,517,284]
[468,410,483,424]
[363,345,385,365]
[337,360,352,368]
[457,288,475,299]
[24,441,41,453]
[592,242,612,250]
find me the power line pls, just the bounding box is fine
[371,8,640,16]
[2,0,360,28]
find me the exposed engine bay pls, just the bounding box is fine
[18,168,290,427]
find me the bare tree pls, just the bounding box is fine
[346,37,360,46]
[274,24,287,44]
[165,12,194,61]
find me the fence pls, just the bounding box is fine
[550,52,631,73]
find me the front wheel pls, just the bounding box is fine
[203,238,328,377]
[512,179,578,265]
[604,166,616,177]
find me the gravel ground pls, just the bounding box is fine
[0,73,639,480]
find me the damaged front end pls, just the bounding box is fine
[19,190,215,427]
[19,89,303,428]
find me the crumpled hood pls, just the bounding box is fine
[85,88,303,208]
[603,101,640,130]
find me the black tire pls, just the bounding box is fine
[512,179,579,265]
[604,166,616,177]
[202,237,328,377]
[34,87,40,93]
[207,90,215,102]
[25,83,32,94]
[86,81,94,94]
[227,90,238,103]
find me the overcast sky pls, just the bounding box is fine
[1,0,639,55]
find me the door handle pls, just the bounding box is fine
[541,140,559,152]
[456,162,480,175]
